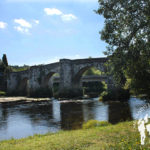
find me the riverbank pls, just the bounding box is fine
[0,96,92,104]
[0,121,149,150]
[0,97,51,104]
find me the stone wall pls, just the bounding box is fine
[0,72,7,91]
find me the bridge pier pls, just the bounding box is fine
[59,59,73,90]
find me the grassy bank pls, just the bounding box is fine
[0,121,149,150]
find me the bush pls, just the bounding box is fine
[82,120,110,129]
[0,91,6,96]
[99,91,108,101]
[99,87,130,102]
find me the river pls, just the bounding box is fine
[0,97,149,140]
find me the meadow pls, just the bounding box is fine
[0,121,149,150]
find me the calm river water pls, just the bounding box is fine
[0,97,150,140]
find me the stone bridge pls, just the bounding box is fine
[7,57,113,95]
[53,75,108,84]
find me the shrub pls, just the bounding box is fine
[99,91,108,101]
[99,87,130,102]
[0,91,6,96]
[82,120,110,129]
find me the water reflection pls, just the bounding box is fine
[108,102,132,124]
[0,98,149,140]
[60,102,84,130]
[82,101,108,122]
[52,100,61,122]
[0,104,8,130]
[19,103,53,126]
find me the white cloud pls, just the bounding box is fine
[14,26,29,34]
[61,14,77,21]
[33,20,39,24]
[44,8,62,16]
[14,19,32,28]
[14,19,34,34]
[44,8,77,22]
[0,21,7,29]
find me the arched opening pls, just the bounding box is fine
[43,72,56,88]
[18,77,29,96]
[43,72,60,97]
[73,66,107,98]
[49,73,60,97]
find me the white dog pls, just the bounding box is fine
[138,114,150,145]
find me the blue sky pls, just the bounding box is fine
[0,0,106,66]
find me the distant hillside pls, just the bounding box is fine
[10,65,30,72]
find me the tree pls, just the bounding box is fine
[83,67,101,76]
[2,54,8,67]
[96,0,150,98]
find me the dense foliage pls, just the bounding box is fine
[96,0,150,98]
[99,88,130,102]
[0,54,9,72]
[0,54,9,92]
[83,67,102,76]
[2,54,8,67]
[83,81,106,97]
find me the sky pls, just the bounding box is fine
[0,0,106,66]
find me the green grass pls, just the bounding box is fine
[82,120,111,129]
[0,121,149,150]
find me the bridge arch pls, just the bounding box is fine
[42,72,60,96]
[73,66,107,89]
[42,72,56,88]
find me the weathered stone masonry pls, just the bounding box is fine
[7,57,113,95]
